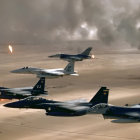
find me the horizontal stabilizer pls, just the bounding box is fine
[70,73,79,76]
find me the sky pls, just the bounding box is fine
[0,0,140,48]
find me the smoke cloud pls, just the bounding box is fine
[0,0,140,47]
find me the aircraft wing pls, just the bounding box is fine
[0,87,32,91]
[66,99,88,103]
[60,105,89,112]
[0,88,9,91]
[13,91,31,96]
[47,71,64,75]
[70,73,79,76]
[3,90,31,96]
[125,112,140,120]
[38,103,89,112]
[38,70,64,76]
[67,56,82,61]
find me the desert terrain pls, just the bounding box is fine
[0,42,140,140]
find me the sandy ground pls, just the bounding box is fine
[0,43,140,140]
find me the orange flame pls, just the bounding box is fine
[0,99,6,101]
[8,45,13,53]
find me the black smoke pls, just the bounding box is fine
[0,0,140,48]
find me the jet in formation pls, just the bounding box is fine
[0,77,47,100]
[49,47,94,62]
[89,98,140,122]
[11,61,78,78]
[4,85,140,122]
[4,87,109,116]
[100,103,140,122]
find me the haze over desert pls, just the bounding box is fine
[0,43,140,140]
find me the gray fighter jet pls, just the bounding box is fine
[4,87,109,116]
[11,61,78,78]
[49,47,94,62]
[89,96,140,122]
[0,77,47,100]
[102,104,140,122]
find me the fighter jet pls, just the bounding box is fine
[11,61,78,78]
[48,47,94,62]
[0,77,48,100]
[89,96,140,122]
[102,104,140,122]
[4,87,109,117]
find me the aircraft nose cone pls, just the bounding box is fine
[4,102,22,108]
[4,102,16,108]
[11,67,29,74]
[48,55,55,58]
[10,69,20,73]
[48,54,60,58]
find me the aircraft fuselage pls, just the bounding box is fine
[103,105,140,120]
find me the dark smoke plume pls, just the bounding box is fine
[0,0,140,48]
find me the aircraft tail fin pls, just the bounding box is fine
[32,77,47,95]
[89,87,109,106]
[64,61,75,74]
[80,47,92,55]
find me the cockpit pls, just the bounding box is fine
[22,67,29,69]
[24,96,45,101]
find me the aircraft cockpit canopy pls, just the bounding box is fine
[22,67,29,69]
[25,96,44,101]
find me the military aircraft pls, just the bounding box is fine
[11,61,78,78]
[102,104,140,122]
[4,87,109,116]
[48,47,94,62]
[0,77,48,100]
[89,98,140,122]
